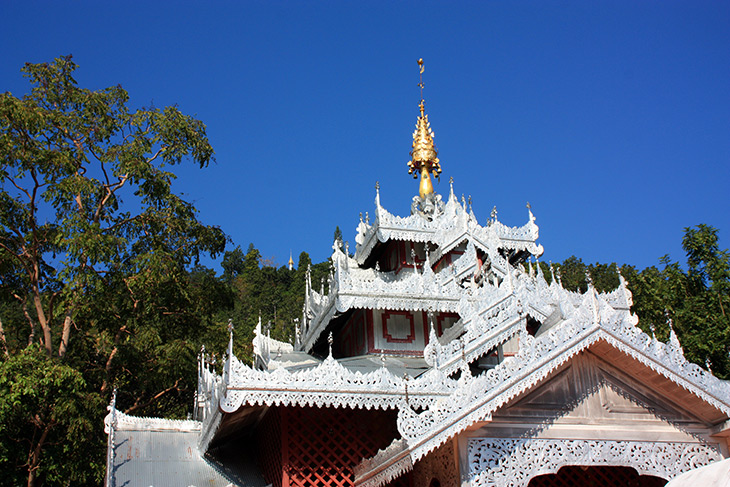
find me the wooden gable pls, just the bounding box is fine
[470,344,728,444]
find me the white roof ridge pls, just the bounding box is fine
[105,409,201,432]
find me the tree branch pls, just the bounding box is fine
[26,420,55,487]
[0,316,10,358]
[57,312,72,358]
[12,293,36,346]
[100,325,128,394]
[123,378,183,415]
[93,173,129,223]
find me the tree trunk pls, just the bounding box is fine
[0,316,9,358]
[32,292,52,356]
[58,313,72,358]
[27,423,51,487]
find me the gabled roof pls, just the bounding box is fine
[354,296,730,487]
[300,182,545,352]
[104,409,237,487]
[300,241,477,352]
[220,351,458,413]
[354,184,543,266]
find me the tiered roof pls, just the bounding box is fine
[105,60,730,487]
[300,184,543,352]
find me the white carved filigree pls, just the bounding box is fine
[301,243,475,351]
[598,271,633,311]
[397,311,730,463]
[467,438,722,486]
[412,440,458,487]
[221,354,458,413]
[355,438,413,487]
[253,317,295,369]
[104,409,201,433]
[424,293,525,376]
[193,183,730,487]
[355,192,543,266]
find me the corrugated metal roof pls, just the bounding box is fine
[109,427,266,487]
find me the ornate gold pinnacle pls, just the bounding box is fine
[407,59,441,199]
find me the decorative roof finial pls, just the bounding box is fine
[418,58,425,103]
[408,59,441,199]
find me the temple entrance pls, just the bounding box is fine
[527,465,667,487]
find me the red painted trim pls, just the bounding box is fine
[366,308,376,354]
[281,408,289,487]
[435,312,460,335]
[381,310,416,343]
[422,311,430,345]
[340,312,367,356]
[395,241,427,275]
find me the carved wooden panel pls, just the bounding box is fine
[412,440,458,487]
[369,309,429,355]
[494,350,708,429]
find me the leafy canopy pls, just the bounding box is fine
[0,55,227,486]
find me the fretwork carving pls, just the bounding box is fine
[467,438,722,487]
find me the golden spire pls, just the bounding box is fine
[408,58,441,199]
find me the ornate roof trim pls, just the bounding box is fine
[355,439,413,487]
[468,438,722,486]
[219,354,458,413]
[104,409,201,434]
[402,322,730,463]
[356,306,730,487]
[354,194,542,266]
[301,244,475,352]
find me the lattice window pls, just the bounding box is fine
[281,406,400,487]
[527,466,667,487]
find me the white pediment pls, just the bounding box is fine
[495,350,705,429]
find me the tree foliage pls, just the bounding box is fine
[0,346,103,486]
[534,226,730,379]
[219,245,330,361]
[627,225,730,378]
[1,56,729,487]
[0,56,227,486]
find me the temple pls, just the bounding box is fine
[105,61,730,487]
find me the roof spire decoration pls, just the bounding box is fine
[408,59,441,199]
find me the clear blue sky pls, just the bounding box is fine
[2,1,729,271]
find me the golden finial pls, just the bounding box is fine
[418,58,425,110]
[408,58,441,199]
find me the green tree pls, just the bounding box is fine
[221,245,245,282]
[0,56,226,485]
[631,225,730,378]
[541,256,622,294]
[333,226,343,250]
[0,346,103,486]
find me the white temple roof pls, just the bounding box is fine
[189,183,730,487]
[354,184,543,266]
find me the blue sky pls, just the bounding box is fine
[2,1,729,271]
